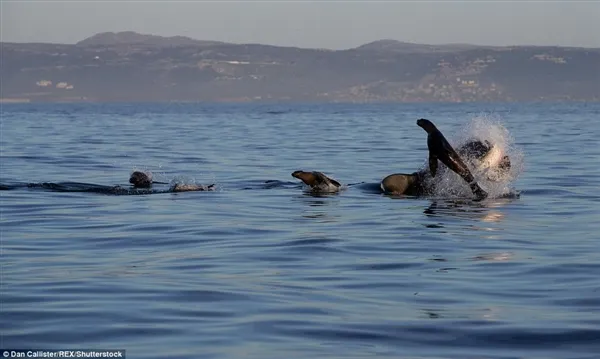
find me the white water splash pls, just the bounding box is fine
[427,115,524,199]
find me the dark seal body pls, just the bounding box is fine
[292,170,342,192]
[129,171,152,188]
[380,171,428,196]
[416,119,487,200]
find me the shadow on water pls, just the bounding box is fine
[294,192,341,207]
[352,182,383,194]
[423,197,516,223]
[420,199,523,264]
[298,191,342,200]
[239,179,298,190]
[290,192,343,223]
[422,198,520,265]
[2,181,167,195]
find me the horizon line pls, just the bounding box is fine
[2,31,600,50]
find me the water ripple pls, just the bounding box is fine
[2,102,600,359]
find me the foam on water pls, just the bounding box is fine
[429,115,524,199]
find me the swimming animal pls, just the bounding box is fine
[129,171,215,192]
[381,134,507,196]
[380,171,427,196]
[416,119,488,200]
[291,170,342,193]
[129,171,152,188]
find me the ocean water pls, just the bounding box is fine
[2,102,599,359]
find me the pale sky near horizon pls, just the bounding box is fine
[2,1,599,49]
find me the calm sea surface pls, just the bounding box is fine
[2,103,599,359]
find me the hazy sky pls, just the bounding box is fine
[2,1,599,49]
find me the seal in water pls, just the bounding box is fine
[291,170,342,193]
[129,171,215,192]
[380,171,427,196]
[380,139,504,196]
[416,119,488,200]
[130,171,153,188]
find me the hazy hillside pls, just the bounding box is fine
[354,39,489,53]
[2,31,599,103]
[76,31,223,47]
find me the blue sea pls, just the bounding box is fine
[2,102,600,359]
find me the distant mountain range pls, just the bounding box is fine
[2,31,599,103]
[76,31,224,47]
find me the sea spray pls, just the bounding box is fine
[427,115,524,199]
